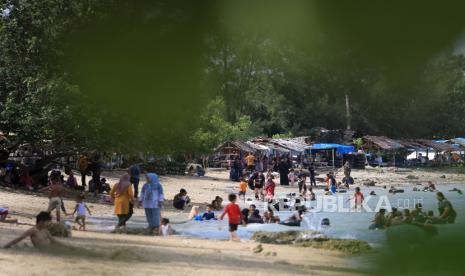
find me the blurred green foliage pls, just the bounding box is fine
[1,0,465,156]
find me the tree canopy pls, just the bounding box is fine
[1,0,465,157]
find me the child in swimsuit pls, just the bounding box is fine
[72,194,92,230]
[354,187,364,209]
[159,218,176,236]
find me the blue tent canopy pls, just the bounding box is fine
[305,143,355,154]
[432,140,449,143]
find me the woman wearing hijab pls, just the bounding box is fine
[110,174,134,228]
[139,173,164,234]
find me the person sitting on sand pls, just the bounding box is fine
[4,212,60,249]
[159,218,176,236]
[64,166,78,189]
[211,196,223,211]
[369,208,386,229]
[72,194,92,231]
[19,168,34,190]
[100,178,111,194]
[202,205,216,221]
[173,189,190,210]
[0,207,18,224]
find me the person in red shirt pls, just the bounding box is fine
[265,176,276,200]
[220,193,243,241]
[353,187,364,209]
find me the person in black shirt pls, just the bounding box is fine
[173,189,190,210]
[308,163,316,187]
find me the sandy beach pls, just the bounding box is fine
[0,167,464,275]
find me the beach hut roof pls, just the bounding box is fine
[415,139,459,152]
[398,139,429,150]
[215,141,259,154]
[270,138,308,152]
[363,136,404,150]
[450,138,465,147]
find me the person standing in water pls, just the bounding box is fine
[353,187,364,209]
[139,173,164,234]
[436,192,457,223]
[220,194,243,242]
[110,174,134,228]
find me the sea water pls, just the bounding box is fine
[79,183,465,245]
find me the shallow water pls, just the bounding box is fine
[77,184,465,244]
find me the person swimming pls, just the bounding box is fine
[248,209,264,224]
[320,218,330,226]
[201,205,216,221]
[369,208,386,229]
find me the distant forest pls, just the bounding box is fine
[1,1,465,155]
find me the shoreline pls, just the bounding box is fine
[0,167,463,275]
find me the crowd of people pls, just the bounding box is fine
[1,150,461,249]
[369,191,457,230]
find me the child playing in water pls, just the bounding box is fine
[220,193,242,242]
[238,178,247,201]
[4,212,60,249]
[202,204,216,220]
[353,187,364,209]
[159,218,176,236]
[72,194,92,231]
